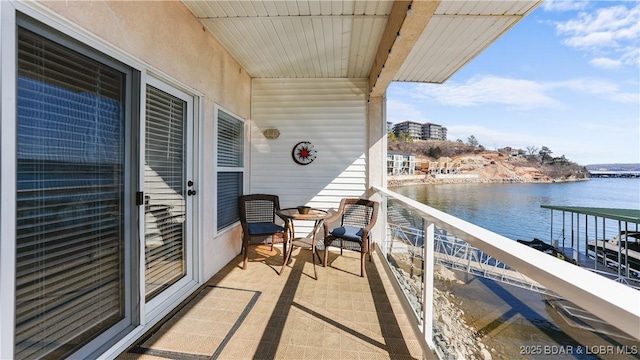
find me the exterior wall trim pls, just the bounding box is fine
[0,2,18,358]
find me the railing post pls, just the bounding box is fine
[378,194,388,259]
[594,217,598,271]
[466,242,472,273]
[423,223,435,350]
[617,221,622,277]
[550,209,554,247]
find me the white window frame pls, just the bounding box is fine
[214,104,245,234]
[0,3,19,357]
[143,76,199,320]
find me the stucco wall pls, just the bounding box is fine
[37,1,251,279]
[40,1,250,110]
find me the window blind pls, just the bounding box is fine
[217,110,243,167]
[217,172,243,229]
[144,85,186,299]
[217,110,244,230]
[15,27,126,359]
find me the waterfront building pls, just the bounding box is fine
[2,1,636,359]
[387,121,394,134]
[392,121,447,141]
[393,120,423,140]
[387,151,416,175]
[422,122,448,140]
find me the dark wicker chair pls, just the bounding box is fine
[238,194,287,270]
[323,198,379,277]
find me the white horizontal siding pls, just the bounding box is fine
[250,78,368,233]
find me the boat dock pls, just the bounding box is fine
[541,205,640,284]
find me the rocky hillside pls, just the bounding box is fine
[448,152,587,181]
[389,150,589,187]
[452,153,552,181]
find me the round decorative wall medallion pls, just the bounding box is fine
[291,141,317,165]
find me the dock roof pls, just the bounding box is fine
[540,205,640,224]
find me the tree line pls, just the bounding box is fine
[389,132,578,166]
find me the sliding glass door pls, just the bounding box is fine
[13,14,197,359]
[15,24,133,359]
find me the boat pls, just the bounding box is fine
[517,238,578,265]
[587,231,640,277]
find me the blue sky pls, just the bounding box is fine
[387,0,639,166]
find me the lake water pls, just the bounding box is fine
[392,178,640,243]
[391,178,640,360]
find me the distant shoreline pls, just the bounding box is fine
[388,175,588,187]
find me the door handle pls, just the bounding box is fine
[188,189,197,196]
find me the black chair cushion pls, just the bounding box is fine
[248,222,284,235]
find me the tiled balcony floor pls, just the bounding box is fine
[118,245,427,360]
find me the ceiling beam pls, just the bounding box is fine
[369,0,440,97]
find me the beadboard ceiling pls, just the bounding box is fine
[182,0,541,93]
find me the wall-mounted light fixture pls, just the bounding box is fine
[263,128,280,139]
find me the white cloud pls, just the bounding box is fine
[555,3,640,67]
[608,91,640,103]
[386,99,429,124]
[556,5,639,43]
[445,125,541,150]
[557,78,614,94]
[543,0,589,12]
[563,31,617,49]
[556,78,639,103]
[620,45,640,66]
[413,76,561,109]
[409,75,637,109]
[590,57,622,69]
[446,123,639,164]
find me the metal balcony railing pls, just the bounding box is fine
[369,186,640,359]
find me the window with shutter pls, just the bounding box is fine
[217,108,244,230]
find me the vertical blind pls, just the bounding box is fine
[144,85,186,299]
[217,110,244,230]
[15,27,126,359]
